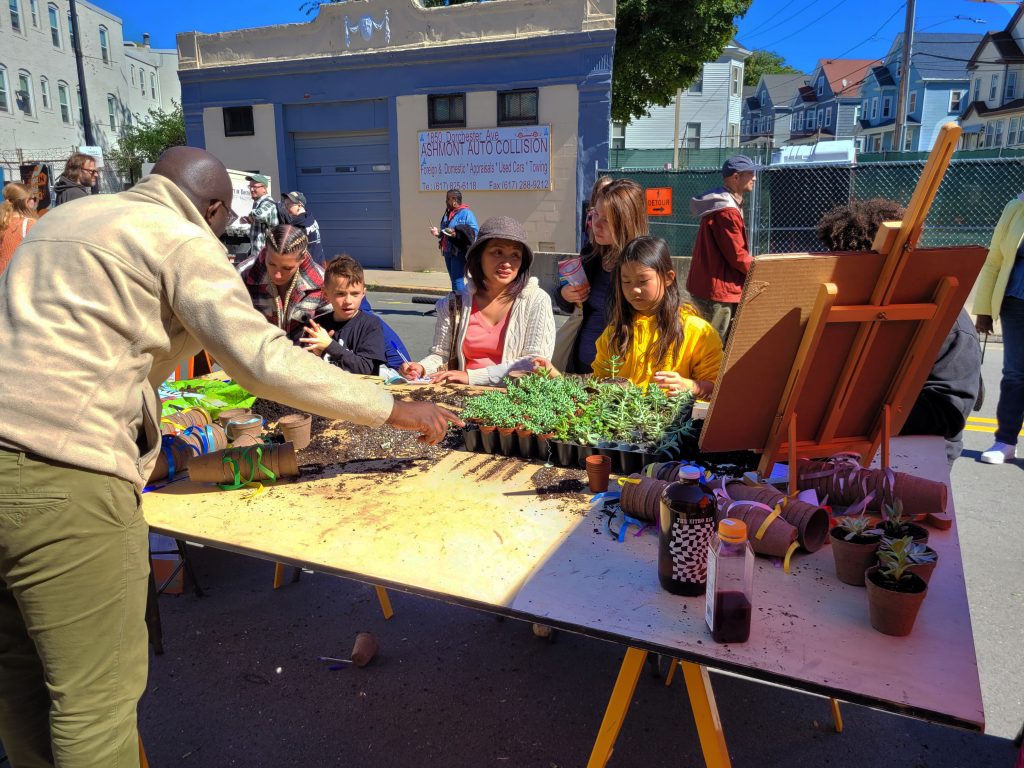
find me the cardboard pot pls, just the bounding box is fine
[278,413,312,451]
[830,528,881,586]
[148,436,194,484]
[226,416,264,443]
[216,408,251,428]
[179,423,228,456]
[161,407,211,435]
[865,566,928,636]
[189,442,299,485]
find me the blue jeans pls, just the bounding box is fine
[996,295,1024,445]
[443,248,466,292]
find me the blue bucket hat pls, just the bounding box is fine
[722,155,757,177]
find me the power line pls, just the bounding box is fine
[742,0,831,41]
[756,0,862,50]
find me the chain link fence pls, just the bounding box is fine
[605,156,1024,257]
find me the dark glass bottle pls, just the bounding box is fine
[657,467,716,596]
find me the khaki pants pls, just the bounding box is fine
[0,450,148,768]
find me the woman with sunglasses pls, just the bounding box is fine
[0,182,40,277]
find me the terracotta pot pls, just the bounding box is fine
[585,454,611,493]
[497,427,518,456]
[278,413,312,451]
[216,408,250,428]
[551,440,576,467]
[351,632,379,667]
[462,425,482,452]
[830,528,881,586]
[515,428,536,459]
[226,416,264,443]
[479,425,499,455]
[865,565,928,636]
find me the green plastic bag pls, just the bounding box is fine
[160,378,257,420]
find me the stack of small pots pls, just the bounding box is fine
[188,442,300,485]
[619,474,671,523]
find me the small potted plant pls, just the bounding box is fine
[877,535,938,584]
[830,515,883,586]
[865,544,929,636]
[879,498,929,544]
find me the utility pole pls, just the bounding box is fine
[69,0,95,147]
[894,0,917,153]
[672,88,682,169]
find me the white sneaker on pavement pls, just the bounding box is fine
[980,442,1017,464]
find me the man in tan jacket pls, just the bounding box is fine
[0,147,459,767]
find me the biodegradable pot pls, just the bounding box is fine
[865,566,928,636]
[497,427,518,457]
[515,428,536,459]
[179,423,228,456]
[148,436,194,484]
[536,433,555,463]
[479,425,499,455]
[231,434,262,447]
[621,475,670,524]
[714,498,799,559]
[878,547,939,585]
[278,413,312,451]
[830,528,882,586]
[189,442,299,485]
[351,632,379,667]
[462,425,482,453]
[226,416,264,442]
[551,440,576,467]
[161,407,212,435]
[585,454,611,493]
[216,408,250,428]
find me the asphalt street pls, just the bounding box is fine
[130,292,1022,767]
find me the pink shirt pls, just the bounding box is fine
[462,301,510,370]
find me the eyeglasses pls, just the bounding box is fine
[212,199,238,227]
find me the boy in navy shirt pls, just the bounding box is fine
[300,255,387,374]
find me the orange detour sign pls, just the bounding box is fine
[646,187,673,216]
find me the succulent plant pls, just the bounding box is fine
[879,535,936,565]
[833,515,883,541]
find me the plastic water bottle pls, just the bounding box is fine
[705,518,754,643]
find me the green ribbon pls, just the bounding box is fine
[217,445,277,491]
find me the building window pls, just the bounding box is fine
[871,97,879,119]
[498,88,538,126]
[9,0,22,32]
[1006,72,1017,101]
[994,120,1004,146]
[817,108,824,128]
[1009,117,1019,146]
[67,10,74,48]
[731,66,741,98]
[904,127,914,151]
[795,111,803,130]
[853,105,861,123]
[984,122,995,148]
[972,78,981,103]
[99,26,109,64]
[817,77,824,96]
[427,93,465,129]
[29,0,36,26]
[808,110,817,129]
[139,69,145,95]
[873,135,882,152]
[949,90,963,113]
[908,91,917,115]
[611,121,626,150]
[16,70,33,116]
[39,76,49,109]
[150,73,155,99]
[688,70,703,94]
[825,106,832,126]
[882,96,892,119]
[222,106,255,136]
[684,122,700,149]
[76,86,82,124]
[107,95,117,129]
[57,80,70,123]
[47,3,59,47]
[862,99,868,118]
[0,68,9,113]
[990,74,998,101]
[760,91,766,107]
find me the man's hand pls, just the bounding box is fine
[976,314,993,335]
[560,284,590,304]
[386,400,463,444]
[428,370,469,385]
[399,362,426,380]
[240,215,251,225]
[299,320,333,356]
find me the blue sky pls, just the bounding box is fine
[103,0,1016,74]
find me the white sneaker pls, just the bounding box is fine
[980,442,1017,464]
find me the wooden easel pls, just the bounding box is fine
[701,124,988,503]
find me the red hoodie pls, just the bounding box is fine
[685,188,752,303]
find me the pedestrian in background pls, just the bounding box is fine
[280,190,325,265]
[430,188,478,292]
[974,195,1024,465]
[0,182,39,277]
[686,155,757,344]
[240,173,278,257]
[53,152,98,206]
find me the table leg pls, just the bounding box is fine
[375,585,395,620]
[830,698,844,733]
[586,646,647,768]
[273,562,285,589]
[680,661,732,768]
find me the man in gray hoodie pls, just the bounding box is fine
[685,155,757,342]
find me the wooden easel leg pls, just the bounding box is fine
[374,585,395,620]
[664,658,678,687]
[788,414,798,498]
[881,404,891,471]
[273,562,285,590]
[680,661,732,768]
[586,647,647,768]
[830,698,844,733]
[139,735,149,768]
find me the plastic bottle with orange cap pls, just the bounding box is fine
[705,518,754,644]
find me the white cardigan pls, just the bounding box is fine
[419,277,556,386]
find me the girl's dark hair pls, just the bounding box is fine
[446,189,463,204]
[816,198,906,252]
[466,238,532,299]
[265,224,308,256]
[607,236,682,367]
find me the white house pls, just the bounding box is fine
[960,7,1024,150]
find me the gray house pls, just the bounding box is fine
[741,73,802,147]
[787,59,877,145]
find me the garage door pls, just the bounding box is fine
[292,130,393,268]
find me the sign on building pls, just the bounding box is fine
[20,164,53,212]
[418,126,552,192]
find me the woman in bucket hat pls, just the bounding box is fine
[400,216,555,386]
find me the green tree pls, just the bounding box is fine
[300,1,753,124]
[743,49,801,87]
[107,102,186,183]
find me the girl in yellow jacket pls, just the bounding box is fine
[592,235,723,398]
